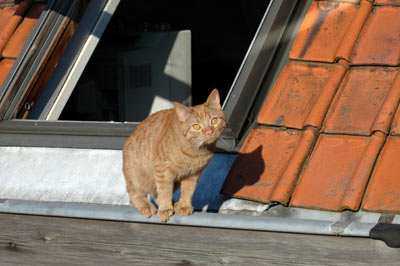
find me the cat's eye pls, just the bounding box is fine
[211,118,218,125]
[192,124,201,130]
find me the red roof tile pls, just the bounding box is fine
[221,127,316,204]
[0,1,46,89]
[0,58,14,85]
[2,3,45,59]
[290,132,384,211]
[0,1,31,55]
[289,1,371,63]
[322,67,400,135]
[257,60,347,129]
[351,6,400,66]
[222,0,400,214]
[389,103,400,134]
[374,0,400,5]
[362,136,400,213]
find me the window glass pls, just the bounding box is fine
[59,0,266,122]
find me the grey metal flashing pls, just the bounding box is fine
[0,199,379,238]
[2,197,398,247]
[2,199,399,247]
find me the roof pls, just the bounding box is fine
[0,0,46,86]
[221,0,400,214]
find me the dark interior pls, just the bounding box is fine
[60,0,267,122]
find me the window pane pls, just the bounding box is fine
[59,0,265,122]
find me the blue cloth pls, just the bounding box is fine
[173,153,237,211]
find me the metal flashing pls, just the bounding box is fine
[0,199,399,247]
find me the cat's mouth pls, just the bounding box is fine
[190,137,215,149]
[200,135,220,146]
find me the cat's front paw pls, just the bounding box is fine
[157,208,174,222]
[137,205,157,218]
[174,202,194,216]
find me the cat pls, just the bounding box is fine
[123,89,226,222]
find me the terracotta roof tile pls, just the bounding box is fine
[221,127,316,204]
[362,136,400,213]
[0,58,14,85]
[2,3,45,59]
[222,0,400,214]
[290,132,385,211]
[374,0,400,5]
[389,102,400,134]
[257,60,347,129]
[322,67,400,135]
[0,1,31,55]
[289,1,371,63]
[351,6,400,66]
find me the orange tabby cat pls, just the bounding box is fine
[123,89,226,221]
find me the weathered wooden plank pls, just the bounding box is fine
[0,213,398,266]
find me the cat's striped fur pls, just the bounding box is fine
[123,89,226,221]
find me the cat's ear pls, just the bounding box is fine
[174,102,192,122]
[206,88,221,110]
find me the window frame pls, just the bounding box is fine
[0,0,307,152]
[0,0,85,120]
[222,0,300,141]
[29,0,118,120]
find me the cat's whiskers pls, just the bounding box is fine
[193,138,204,150]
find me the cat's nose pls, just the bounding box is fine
[205,129,213,136]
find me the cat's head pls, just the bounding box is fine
[174,89,226,148]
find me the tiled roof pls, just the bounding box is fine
[0,0,45,86]
[222,0,400,214]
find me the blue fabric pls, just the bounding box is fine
[173,153,237,211]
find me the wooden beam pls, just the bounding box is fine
[0,213,398,265]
